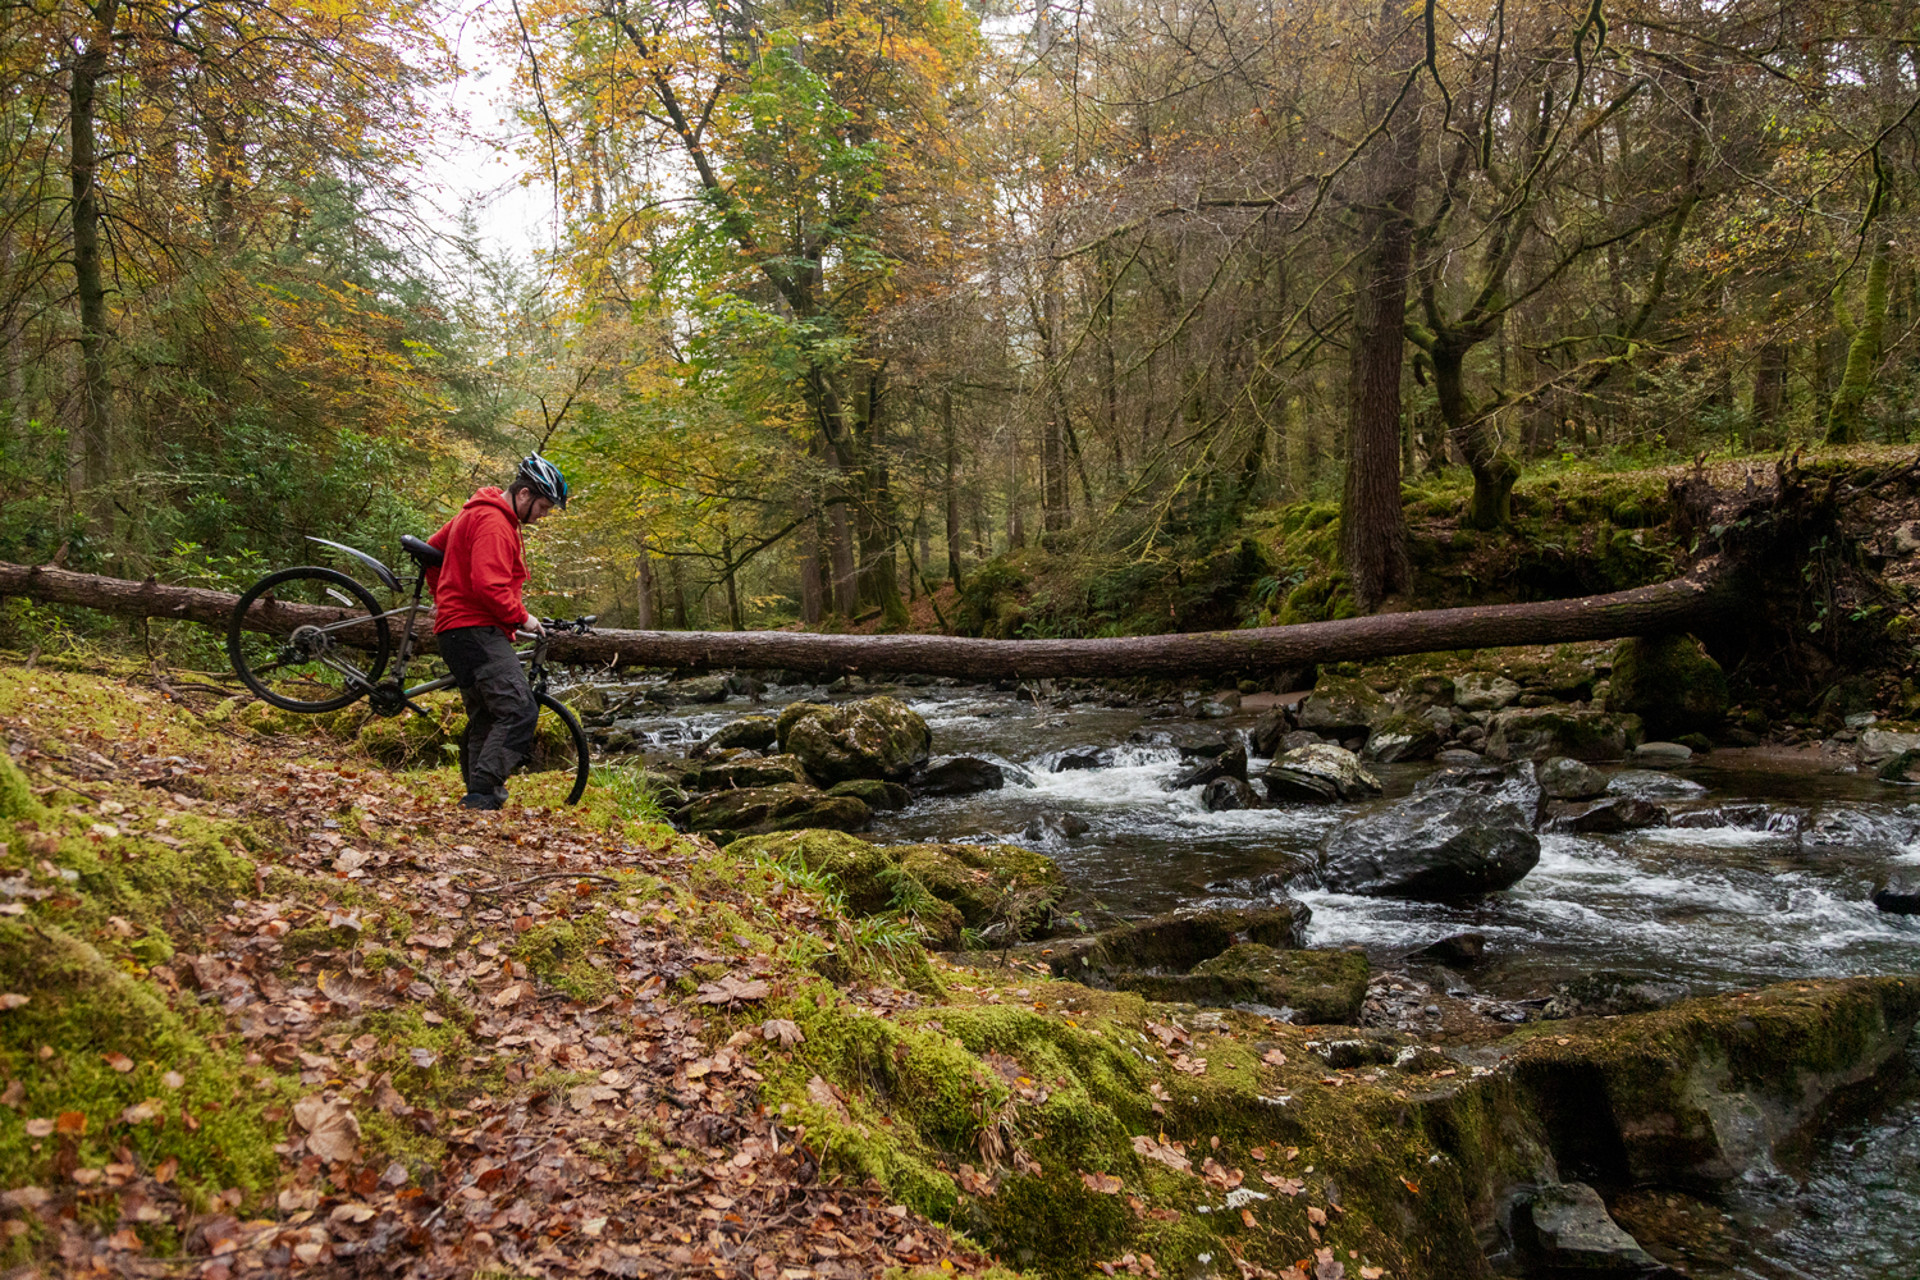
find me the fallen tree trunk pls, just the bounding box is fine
[0,558,1738,680]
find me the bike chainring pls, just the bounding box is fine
[368,681,409,717]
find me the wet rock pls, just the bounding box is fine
[1436,748,1484,766]
[1171,742,1248,790]
[1044,903,1313,980]
[1606,770,1705,800]
[1858,727,1920,762]
[776,696,932,784]
[1161,725,1235,757]
[1875,747,1920,784]
[1607,632,1729,738]
[1363,712,1444,764]
[1123,946,1370,1024]
[1280,729,1324,752]
[1543,970,1687,1018]
[1410,932,1486,966]
[1413,760,1547,826]
[1631,741,1693,769]
[694,754,810,791]
[704,714,778,753]
[1319,789,1540,899]
[555,684,607,715]
[1248,710,1286,758]
[1549,797,1668,834]
[895,842,1064,940]
[1400,673,1457,709]
[1309,1034,1399,1067]
[1668,802,1782,830]
[674,783,872,840]
[643,756,704,788]
[1023,811,1091,840]
[668,673,732,704]
[1539,756,1609,800]
[1487,708,1642,762]
[827,778,911,811]
[1510,1182,1664,1276]
[1872,872,1920,914]
[1295,677,1392,737]
[1036,745,1114,773]
[724,672,765,698]
[1454,673,1522,712]
[1202,777,1260,811]
[912,756,1006,796]
[1191,699,1235,719]
[1263,743,1382,804]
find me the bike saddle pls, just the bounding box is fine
[399,535,444,570]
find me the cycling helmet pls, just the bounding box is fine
[514,453,569,509]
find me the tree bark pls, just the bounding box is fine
[943,386,963,588]
[1826,239,1891,445]
[636,536,656,629]
[0,558,1735,679]
[70,0,119,528]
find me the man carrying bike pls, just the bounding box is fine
[428,454,569,810]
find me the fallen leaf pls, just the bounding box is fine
[1263,1049,1287,1066]
[806,1075,850,1122]
[24,1118,53,1138]
[1200,1158,1242,1189]
[1241,1207,1257,1228]
[408,1047,439,1069]
[1315,1247,1345,1280]
[329,1202,376,1225]
[1130,1134,1191,1174]
[761,1018,804,1047]
[0,1187,49,1209]
[103,1052,134,1073]
[120,1099,163,1125]
[407,931,453,950]
[1080,1171,1123,1194]
[569,1084,620,1112]
[1307,1206,1327,1226]
[1360,1269,1386,1279]
[161,1070,184,1089]
[1262,1174,1305,1195]
[292,1095,360,1163]
[55,1111,86,1136]
[696,974,771,1005]
[1399,1176,1420,1195]
[491,981,534,1008]
[0,994,28,1010]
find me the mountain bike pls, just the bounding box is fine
[224,535,596,805]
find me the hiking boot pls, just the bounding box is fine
[460,791,504,811]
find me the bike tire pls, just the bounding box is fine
[459,691,592,806]
[227,566,391,712]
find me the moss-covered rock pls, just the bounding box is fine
[895,842,1064,939]
[706,714,778,751]
[1607,634,1729,737]
[673,783,872,840]
[826,778,912,810]
[777,696,933,784]
[1044,903,1313,981]
[695,753,810,791]
[1486,707,1643,761]
[1120,944,1370,1024]
[1295,675,1391,736]
[1363,712,1444,763]
[726,829,903,915]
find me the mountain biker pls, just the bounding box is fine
[427,454,569,810]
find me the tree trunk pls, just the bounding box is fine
[1434,338,1521,528]
[1751,338,1788,436]
[70,1,119,530]
[1826,239,1891,445]
[799,508,825,625]
[0,558,1736,679]
[636,537,656,630]
[943,387,963,588]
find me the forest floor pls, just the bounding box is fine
[0,664,1003,1279]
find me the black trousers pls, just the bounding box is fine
[437,626,537,795]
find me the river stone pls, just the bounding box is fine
[1410,932,1486,966]
[1400,673,1457,709]
[776,696,932,784]
[1121,945,1369,1025]
[1453,673,1522,712]
[1876,748,1920,784]
[644,756,704,788]
[1669,802,1779,831]
[693,754,809,791]
[1549,796,1668,834]
[1319,789,1541,899]
[668,673,733,704]
[726,829,900,915]
[1153,725,1235,757]
[1487,707,1642,762]
[912,756,1006,796]
[1436,747,1484,766]
[554,684,607,715]
[1202,777,1259,812]
[1024,811,1091,841]
[827,778,911,811]
[1363,712,1443,764]
[1413,760,1547,826]
[1858,727,1920,762]
[1044,903,1313,980]
[1607,633,1729,737]
[1248,710,1286,758]
[1295,677,1392,737]
[1172,742,1248,790]
[1263,743,1382,804]
[1873,872,1920,914]
[673,783,872,841]
[1511,1182,1663,1276]
[1632,741,1694,769]
[1036,745,1114,773]
[1539,756,1609,800]
[1606,769,1706,800]
[704,715,778,753]
[1543,970,1688,1018]
[895,842,1064,940]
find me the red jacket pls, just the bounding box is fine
[427,487,532,636]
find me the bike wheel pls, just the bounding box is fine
[460,691,591,806]
[227,567,392,712]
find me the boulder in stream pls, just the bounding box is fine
[1487,707,1642,762]
[1413,760,1547,826]
[1121,944,1370,1024]
[1202,777,1259,811]
[1872,871,1920,914]
[826,778,911,811]
[702,714,778,753]
[1024,811,1091,841]
[1320,789,1540,899]
[1248,710,1286,758]
[695,754,810,791]
[1294,676,1392,737]
[1263,743,1382,803]
[1549,796,1668,834]
[1171,742,1247,790]
[1509,1182,1664,1277]
[1539,756,1609,800]
[1607,632,1729,738]
[673,783,871,841]
[776,696,932,784]
[1362,712,1443,763]
[1631,741,1694,769]
[1410,932,1487,966]
[1543,970,1687,1018]
[1044,903,1313,981]
[912,756,1006,796]
[1036,745,1114,772]
[1453,673,1522,712]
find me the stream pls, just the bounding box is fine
[596,677,1920,1279]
